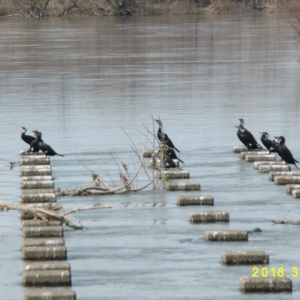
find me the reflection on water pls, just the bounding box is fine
[0,14,300,299]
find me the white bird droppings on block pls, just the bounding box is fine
[161,170,190,180]
[23,226,63,238]
[23,270,71,286]
[190,211,229,223]
[222,251,269,265]
[21,166,52,176]
[164,181,200,191]
[239,277,292,293]
[24,261,70,271]
[232,146,248,153]
[22,238,65,248]
[22,246,67,261]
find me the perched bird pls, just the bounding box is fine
[28,130,43,153]
[20,126,35,145]
[275,136,299,169]
[235,118,264,150]
[154,119,180,152]
[158,150,177,168]
[32,131,64,157]
[259,132,277,153]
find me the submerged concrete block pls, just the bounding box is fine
[22,238,65,248]
[205,230,248,242]
[286,184,300,194]
[258,165,291,173]
[253,161,287,170]
[22,246,67,260]
[190,211,229,223]
[269,171,300,181]
[245,155,276,162]
[240,151,269,159]
[232,146,248,153]
[274,176,300,185]
[23,226,63,238]
[22,269,71,286]
[164,181,200,191]
[142,150,155,158]
[222,251,269,265]
[177,195,214,206]
[239,277,292,293]
[24,289,76,300]
[24,261,70,271]
[20,157,50,166]
[161,170,189,180]
[21,180,54,189]
[21,166,52,176]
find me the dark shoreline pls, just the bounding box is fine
[0,0,277,18]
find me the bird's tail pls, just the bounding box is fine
[174,147,180,153]
[294,163,299,170]
[177,158,184,163]
[57,154,65,157]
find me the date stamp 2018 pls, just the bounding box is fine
[252,266,298,278]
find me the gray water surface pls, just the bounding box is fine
[0,14,300,299]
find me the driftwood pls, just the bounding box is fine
[0,200,114,230]
[271,209,300,225]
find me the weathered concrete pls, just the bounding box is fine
[23,226,63,238]
[24,289,76,300]
[258,164,291,173]
[239,277,292,293]
[21,176,54,181]
[291,189,300,198]
[23,270,71,286]
[20,157,50,166]
[23,246,67,261]
[274,176,300,185]
[160,170,190,180]
[22,220,62,227]
[190,211,229,223]
[21,180,54,189]
[205,230,248,241]
[22,238,65,248]
[240,151,269,159]
[286,184,300,194]
[253,161,287,170]
[269,171,300,181]
[24,261,70,271]
[177,195,214,206]
[21,166,52,176]
[222,251,269,265]
[245,154,276,162]
[21,190,56,203]
[164,181,200,191]
[232,146,248,153]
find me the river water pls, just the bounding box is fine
[0,13,300,299]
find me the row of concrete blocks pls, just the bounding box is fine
[20,153,76,300]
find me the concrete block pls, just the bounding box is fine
[22,238,65,248]
[20,157,50,166]
[269,172,300,181]
[161,170,189,180]
[21,180,54,189]
[274,176,300,185]
[22,246,67,260]
[190,211,229,223]
[258,165,291,173]
[22,270,71,286]
[21,166,52,176]
[164,181,200,191]
[177,195,214,206]
[232,146,248,153]
[253,161,287,170]
[245,155,276,162]
[205,230,248,242]
[24,289,76,300]
[286,184,300,194]
[239,277,292,293]
[24,261,70,271]
[240,151,269,159]
[23,226,63,238]
[222,251,269,265]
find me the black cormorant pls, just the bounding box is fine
[259,132,277,153]
[168,148,184,163]
[235,118,264,150]
[20,126,35,145]
[275,136,299,169]
[32,131,64,157]
[154,119,180,152]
